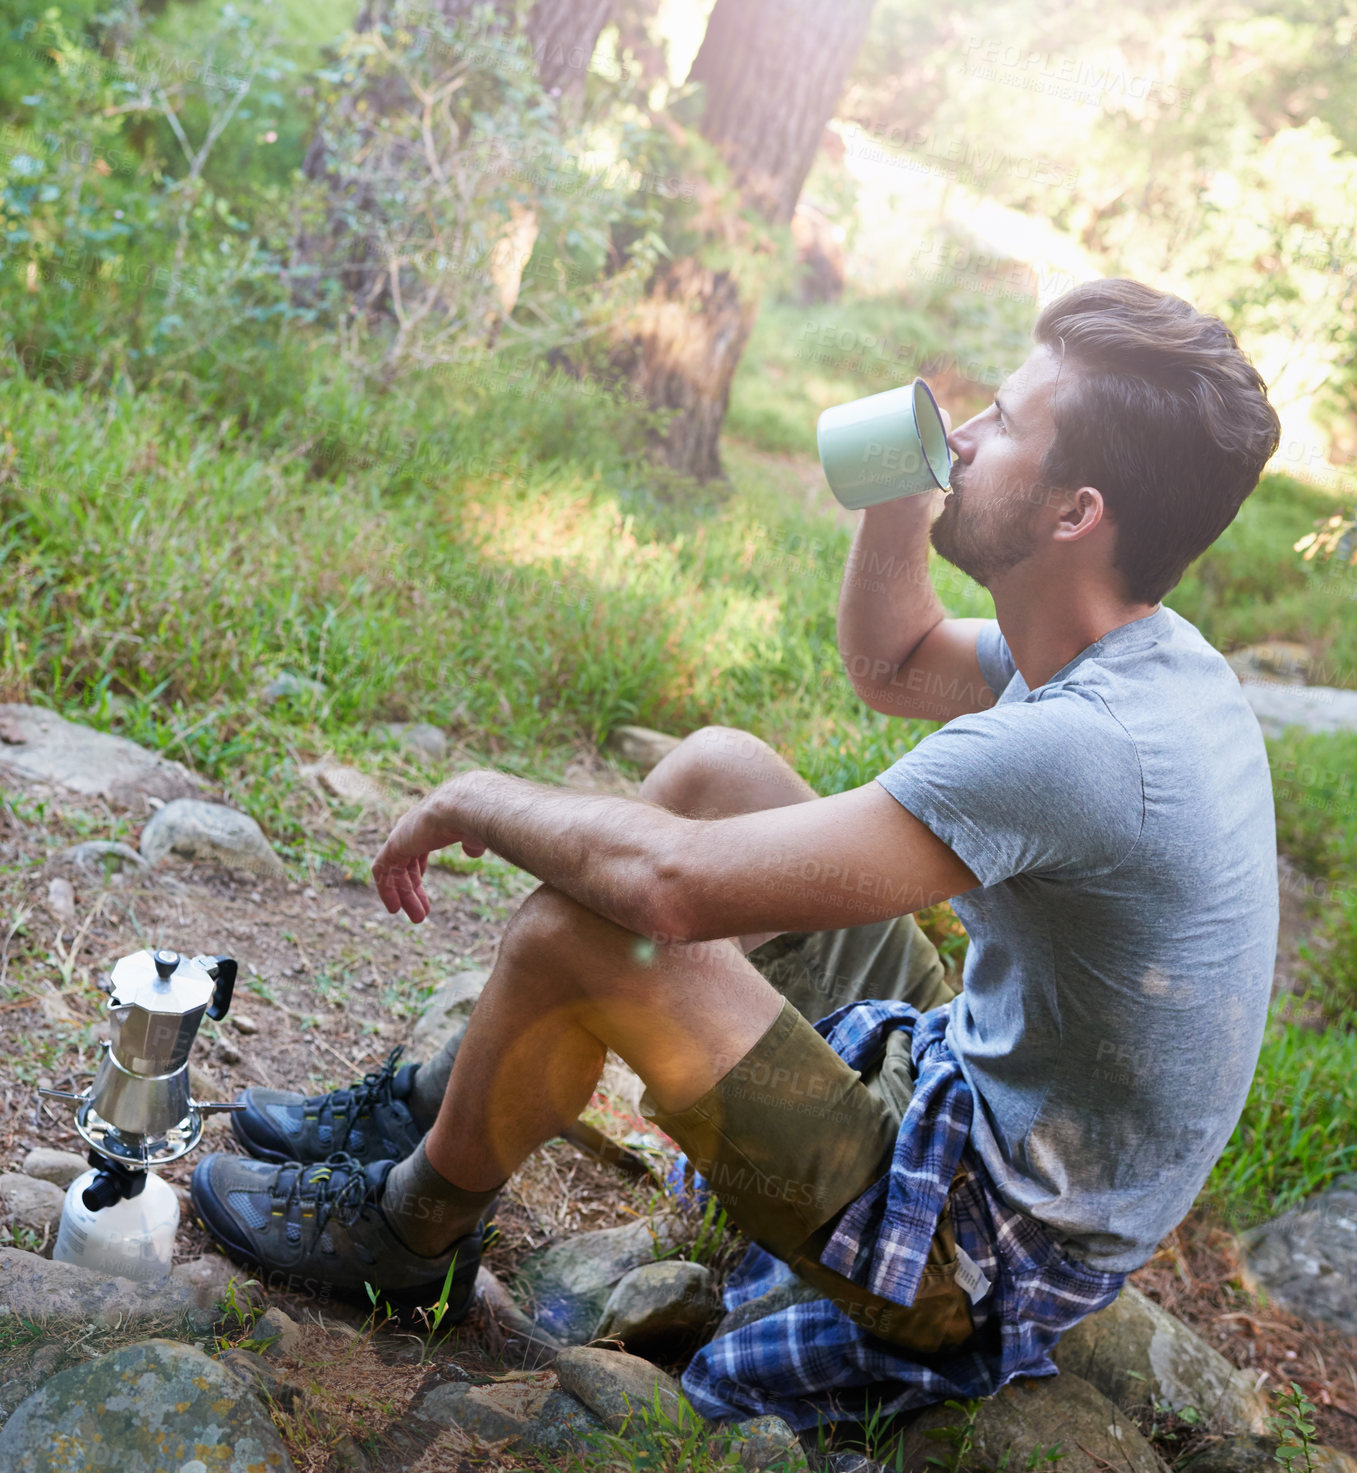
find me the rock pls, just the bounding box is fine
[593,1260,721,1351]
[411,969,490,1062]
[0,1337,295,1470]
[382,721,450,762]
[218,1346,305,1412]
[890,1371,1168,1473]
[310,762,396,810]
[605,724,682,775]
[413,1378,605,1456]
[260,671,326,704]
[216,1038,244,1065]
[554,1346,686,1432]
[0,704,203,808]
[476,1266,563,1368]
[525,1389,609,1457]
[233,1010,261,1034]
[1053,1282,1268,1432]
[416,1378,554,1441]
[1181,1433,1357,1473]
[20,1148,87,1190]
[0,1173,64,1245]
[139,797,285,877]
[0,1246,219,1335]
[254,1306,305,1359]
[0,1338,70,1429]
[329,1434,374,1471]
[1225,642,1314,685]
[1237,1174,1357,1334]
[167,1252,261,1314]
[45,875,76,925]
[1242,683,1357,737]
[1181,1437,1278,1473]
[514,1216,686,1344]
[733,1414,807,1470]
[57,839,148,872]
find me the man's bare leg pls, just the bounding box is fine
[638,725,817,953]
[424,883,779,1185]
[639,724,816,821]
[402,726,816,1133]
[379,883,785,1250]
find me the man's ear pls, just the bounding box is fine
[1051,485,1105,543]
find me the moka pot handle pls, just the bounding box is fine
[206,956,237,1021]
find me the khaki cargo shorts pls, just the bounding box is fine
[642,915,976,1354]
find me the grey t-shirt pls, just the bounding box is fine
[876,606,1277,1273]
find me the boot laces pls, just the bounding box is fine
[307,1045,406,1149]
[289,1153,373,1236]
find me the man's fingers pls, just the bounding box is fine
[372,854,402,914]
[373,845,428,921]
[407,857,430,920]
[387,863,426,923]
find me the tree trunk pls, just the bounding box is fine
[688,0,874,226]
[528,0,615,94]
[628,259,760,481]
[356,0,614,96]
[629,0,875,479]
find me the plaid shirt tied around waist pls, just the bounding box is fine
[676,1000,1129,1431]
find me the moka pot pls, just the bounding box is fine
[39,948,244,1199]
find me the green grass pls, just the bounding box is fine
[1168,472,1357,682]
[1269,728,1357,1013]
[564,1385,806,1473]
[1203,1008,1357,1228]
[0,362,967,840]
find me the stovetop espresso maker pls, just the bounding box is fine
[39,947,245,1279]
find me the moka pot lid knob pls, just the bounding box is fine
[108,948,216,1017]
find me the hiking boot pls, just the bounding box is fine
[231,1046,428,1166]
[189,1150,483,1310]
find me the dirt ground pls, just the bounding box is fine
[0,759,665,1269]
[3,764,1356,1466]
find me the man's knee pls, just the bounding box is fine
[500,884,588,967]
[641,724,770,814]
[499,884,644,990]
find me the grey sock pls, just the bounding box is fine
[380,1140,501,1256]
[408,1029,466,1131]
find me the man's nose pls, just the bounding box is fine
[947,424,975,464]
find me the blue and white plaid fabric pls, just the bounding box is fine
[676,1000,1129,1430]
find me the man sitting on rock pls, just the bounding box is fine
[192,278,1282,1430]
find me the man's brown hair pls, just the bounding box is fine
[1033,278,1281,604]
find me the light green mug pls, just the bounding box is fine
[816,378,952,510]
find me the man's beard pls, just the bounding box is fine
[929,473,1045,587]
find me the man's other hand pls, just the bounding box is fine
[372,777,488,923]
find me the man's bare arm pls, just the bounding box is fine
[372,769,977,942]
[838,497,996,722]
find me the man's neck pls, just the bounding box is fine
[992,579,1162,692]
